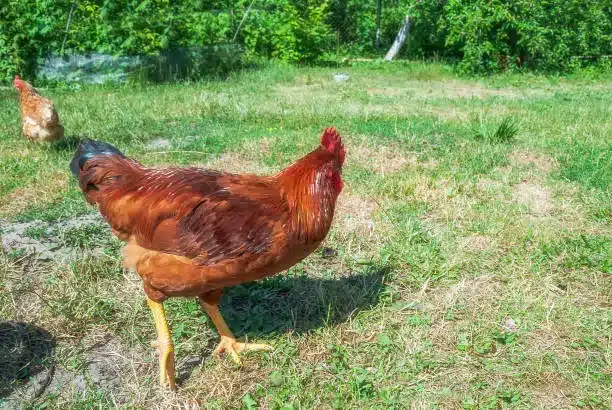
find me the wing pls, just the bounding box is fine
[39,102,59,128]
[174,187,289,265]
[102,168,289,265]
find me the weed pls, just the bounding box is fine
[473,116,519,144]
[22,225,51,240]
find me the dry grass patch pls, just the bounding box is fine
[507,180,607,242]
[276,75,552,102]
[412,176,452,203]
[184,359,272,407]
[387,275,505,354]
[202,137,275,175]
[425,106,470,121]
[366,87,403,97]
[369,79,552,100]
[334,194,378,235]
[568,272,612,309]
[275,83,329,102]
[204,152,271,175]
[513,182,553,216]
[422,276,503,351]
[349,141,416,175]
[476,178,505,197]
[0,170,68,218]
[510,149,558,174]
[523,327,569,356]
[420,193,477,234]
[436,275,502,313]
[528,372,575,409]
[459,234,493,252]
[1,262,48,323]
[431,81,518,99]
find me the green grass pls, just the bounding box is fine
[0,61,611,409]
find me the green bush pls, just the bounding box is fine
[0,0,68,81]
[1,0,610,81]
[439,0,612,73]
[0,0,335,82]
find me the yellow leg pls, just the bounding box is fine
[199,299,273,364]
[146,296,177,391]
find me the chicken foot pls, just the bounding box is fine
[199,294,273,364]
[146,296,177,391]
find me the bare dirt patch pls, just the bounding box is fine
[83,333,152,394]
[513,182,553,216]
[3,332,152,405]
[0,213,106,261]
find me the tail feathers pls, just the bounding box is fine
[70,139,124,177]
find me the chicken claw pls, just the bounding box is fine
[214,335,273,364]
[199,296,273,364]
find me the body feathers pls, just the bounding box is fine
[71,129,345,302]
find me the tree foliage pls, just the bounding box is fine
[0,0,610,81]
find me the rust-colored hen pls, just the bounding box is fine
[70,128,345,390]
[13,75,64,142]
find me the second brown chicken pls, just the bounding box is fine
[14,75,64,142]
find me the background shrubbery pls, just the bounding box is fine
[1,0,610,81]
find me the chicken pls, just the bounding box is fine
[13,75,64,142]
[70,128,345,390]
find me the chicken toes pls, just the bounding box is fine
[214,335,273,364]
[199,294,273,364]
[151,338,176,389]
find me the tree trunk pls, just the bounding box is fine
[375,0,382,50]
[384,13,411,61]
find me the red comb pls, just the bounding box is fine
[320,127,345,165]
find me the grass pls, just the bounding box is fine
[473,116,519,144]
[0,61,611,409]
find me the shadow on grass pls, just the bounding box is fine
[51,135,84,153]
[0,321,56,398]
[222,265,389,338]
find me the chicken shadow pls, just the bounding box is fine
[0,321,56,398]
[221,264,389,338]
[51,135,83,152]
